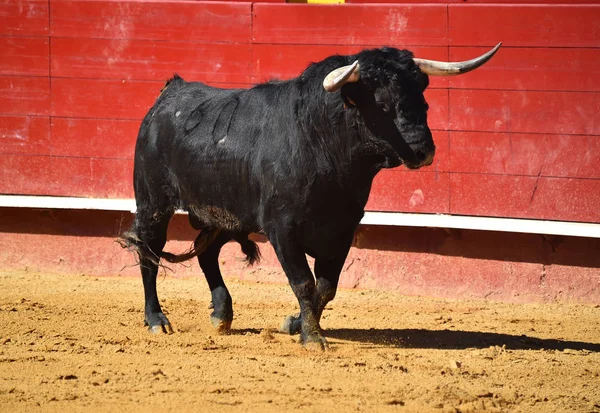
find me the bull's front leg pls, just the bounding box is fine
[270,235,326,350]
[280,245,351,337]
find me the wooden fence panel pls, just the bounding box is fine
[1,0,598,223]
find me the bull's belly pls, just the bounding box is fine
[184,201,261,234]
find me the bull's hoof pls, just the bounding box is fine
[144,312,174,335]
[209,288,232,333]
[149,323,174,335]
[279,314,301,335]
[210,315,232,334]
[301,333,329,351]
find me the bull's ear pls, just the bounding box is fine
[323,61,360,92]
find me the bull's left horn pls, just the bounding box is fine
[413,42,502,76]
[323,60,360,92]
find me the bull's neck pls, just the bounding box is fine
[289,83,379,204]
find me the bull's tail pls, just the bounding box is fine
[122,228,261,266]
[160,232,261,266]
[159,229,222,264]
[237,236,261,266]
[117,228,162,269]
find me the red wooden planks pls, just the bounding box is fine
[449,89,600,136]
[347,0,461,3]
[350,0,600,3]
[252,44,449,89]
[0,37,49,77]
[449,5,600,48]
[254,44,367,82]
[51,78,249,120]
[448,47,600,92]
[50,118,138,159]
[51,78,163,120]
[50,0,251,43]
[0,116,51,156]
[430,130,449,173]
[48,157,95,197]
[89,158,134,198]
[450,173,600,223]
[47,157,134,198]
[366,170,449,213]
[0,0,49,36]
[0,155,134,198]
[424,88,448,132]
[449,131,600,179]
[51,37,253,83]
[253,4,448,46]
[0,155,52,195]
[0,0,596,224]
[0,77,50,116]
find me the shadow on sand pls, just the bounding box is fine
[325,328,600,352]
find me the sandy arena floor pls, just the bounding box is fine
[0,270,599,412]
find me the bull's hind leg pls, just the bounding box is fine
[196,230,234,333]
[126,209,174,334]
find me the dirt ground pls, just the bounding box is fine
[1,270,599,412]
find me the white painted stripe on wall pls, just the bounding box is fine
[1,195,599,238]
[0,195,137,212]
[360,211,600,239]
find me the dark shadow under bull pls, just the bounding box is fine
[120,44,501,349]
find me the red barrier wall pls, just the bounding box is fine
[2,207,599,304]
[1,0,600,223]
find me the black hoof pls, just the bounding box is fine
[148,323,174,334]
[208,288,232,333]
[279,314,302,335]
[210,312,232,334]
[144,312,174,335]
[301,332,329,351]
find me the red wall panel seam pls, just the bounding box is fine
[447,171,600,181]
[445,3,451,214]
[48,0,53,156]
[446,129,600,138]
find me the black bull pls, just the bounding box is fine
[120,44,501,349]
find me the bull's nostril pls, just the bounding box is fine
[424,152,434,166]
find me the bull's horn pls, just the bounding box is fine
[413,42,502,76]
[323,60,360,92]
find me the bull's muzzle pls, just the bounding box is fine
[405,145,435,169]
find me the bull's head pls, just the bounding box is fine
[323,43,501,169]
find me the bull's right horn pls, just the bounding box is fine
[323,60,360,92]
[413,42,502,76]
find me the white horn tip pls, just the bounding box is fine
[323,60,360,92]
